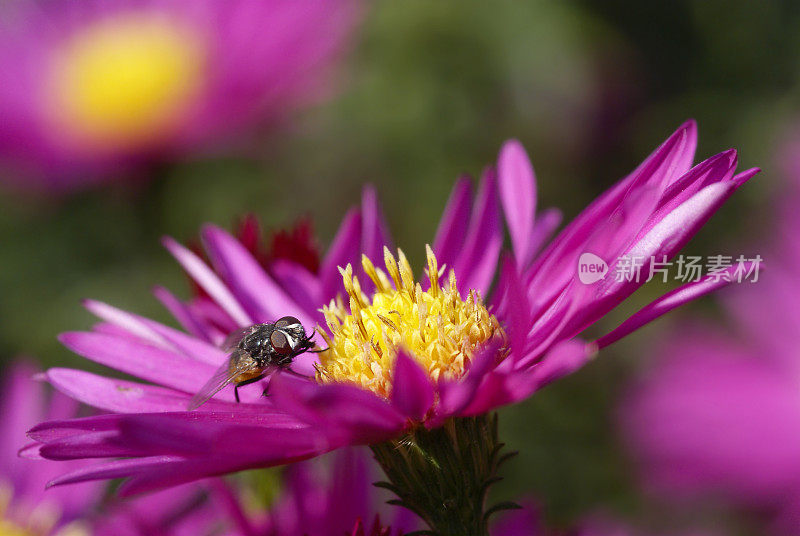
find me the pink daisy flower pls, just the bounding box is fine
[29,122,756,528]
[0,0,359,191]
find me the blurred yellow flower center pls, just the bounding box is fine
[0,519,30,536]
[0,481,86,536]
[316,246,506,398]
[47,13,205,150]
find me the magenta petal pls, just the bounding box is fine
[432,176,473,269]
[116,450,319,497]
[650,149,737,226]
[40,430,149,460]
[391,351,434,421]
[58,331,215,393]
[521,339,593,388]
[18,443,45,460]
[83,299,167,348]
[29,414,129,443]
[360,185,393,266]
[498,139,537,268]
[495,255,532,366]
[595,265,747,349]
[621,181,738,273]
[84,299,224,367]
[0,362,40,474]
[116,415,324,458]
[45,368,249,412]
[732,167,760,187]
[320,208,362,301]
[201,225,313,327]
[528,208,562,259]
[490,501,541,536]
[161,236,251,326]
[453,168,503,296]
[48,456,184,487]
[152,285,213,342]
[671,118,698,179]
[462,340,591,416]
[270,374,404,444]
[437,339,503,418]
[270,259,322,321]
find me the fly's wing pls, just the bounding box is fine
[221,326,256,352]
[187,351,255,410]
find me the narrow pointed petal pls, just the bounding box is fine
[436,339,504,419]
[270,374,405,444]
[162,236,251,327]
[84,299,224,366]
[321,208,362,301]
[201,225,313,327]
[432,176,473,269]
[594,263,754,349]
[360,185,393,265]
[462,340,592,415]
[528,208,562,259]
[45,368,258,412]
[453,168,502,295]
[152,285,213,342]
[499,139,537,268]
[58,331,215,393]
[391,351,434,421]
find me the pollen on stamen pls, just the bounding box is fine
[316,245,507,399]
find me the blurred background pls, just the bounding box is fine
[1,0,797,533]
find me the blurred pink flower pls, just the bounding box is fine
[621,175,800,533]
[29,122,756,494]
[221,447,540,536]
[0,361,102,535]
[257,449,418,536]
[3,361,239,535]
[0,0,359,191]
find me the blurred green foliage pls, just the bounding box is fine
[1,0,798,531]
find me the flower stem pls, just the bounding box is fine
[371,413,517,536]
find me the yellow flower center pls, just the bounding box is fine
[45,13,205,151]
[316,246,506,398]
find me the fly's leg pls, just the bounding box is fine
[233,374,266,403]
[283,368,311,379]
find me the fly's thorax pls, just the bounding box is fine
[316,246,507,400]
[239,324,274,356]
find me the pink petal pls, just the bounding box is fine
[270,374,404,445]
[498,139,537,268]
[320,208,361,301]
[462,340,592,416]
[595,264,750,349]
[201,225,313,327]
[360,185,393,266]
[453,167,503,296]
[391,351,434,421]
[152,285,213,342]
[432,176,473,269]
[45,368,261,412]
[84,299,224,366]
[162,236,251,327]
[58,331,215,393]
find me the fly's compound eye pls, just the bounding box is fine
[270,330,293,356]
[274,316,301,329]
